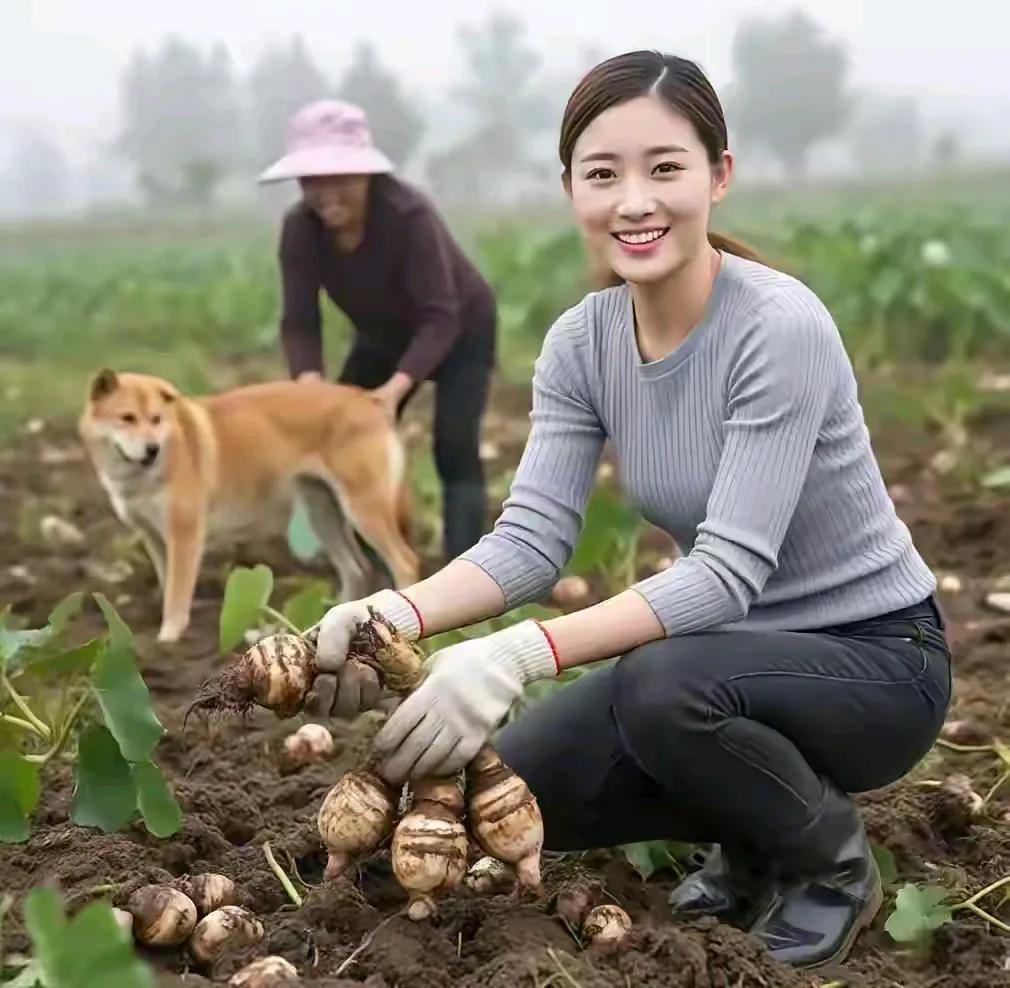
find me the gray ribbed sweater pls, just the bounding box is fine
[460,251,936,636]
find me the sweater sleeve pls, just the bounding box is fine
[459,305,605,604]
[395,208,464,382]
[278,209,324,378]
[631,292,841,635]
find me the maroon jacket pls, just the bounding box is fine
[278,176,496,382]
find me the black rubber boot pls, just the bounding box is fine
[442,480,487,561]
[750,782,883,968]
[669,844,772,928]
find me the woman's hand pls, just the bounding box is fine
[303,588,421,719]
[372,621,558,782]
[370,371,413,419]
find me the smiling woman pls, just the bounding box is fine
[307,50,949,972]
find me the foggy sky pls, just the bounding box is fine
[5,0,1010,160]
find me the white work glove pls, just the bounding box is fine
[372,620,559,783]
[303,589,421,720]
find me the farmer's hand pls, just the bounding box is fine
[372,621,558,782]
[370,372,413,420]
[304,588,421,719]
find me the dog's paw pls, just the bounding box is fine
[157,623,185,644]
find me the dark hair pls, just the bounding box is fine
[560,50,763,283]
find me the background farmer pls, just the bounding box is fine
[307,51,952,970]
[259,99,498,563]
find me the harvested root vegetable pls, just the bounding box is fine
[392,777,469,920]
[282,723,334,768]
[552,877,604,927]
[190,906,265,965]
[551,576,590,606]
[943,773,986,817]
[177,873,238,916]
[111,907,134,938]
[229,956,299,986]
[582,904,631,947]
[349,609,425,694]
[188,633,316,720]
[466,746,544,889]
[464,855,516,895]
[126,885,198,946]
[318,769,397,880]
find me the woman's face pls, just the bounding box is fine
[566,94,732,285]
[299,175,371,231]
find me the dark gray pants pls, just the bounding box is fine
[494,598,951,860]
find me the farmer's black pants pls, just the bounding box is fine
[338,330,494,562]
[494,597,952,860]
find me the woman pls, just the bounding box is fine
[259,99,497,562]
[307,53,951,969]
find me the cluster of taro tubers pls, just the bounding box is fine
[191,610,545,922]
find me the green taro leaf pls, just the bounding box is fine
[130,760,182,838]
[567,489,642,576]
[1,593,84,674]
[282,579,333,632]
[46,592,84,638]
[0,752,40,843]
[93,593,134,652]
[620,839,692,881]
[884,883,953,943]
[219,564,274,652]
[872,843,899,889]
[24,638,102,677]
[92,640,164,763]
[24,888,154,988]
[70,724,136,833]
[981,465,1010,490]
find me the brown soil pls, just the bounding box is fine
[1,380,1009,987]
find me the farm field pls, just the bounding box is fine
[1,180,1010,987]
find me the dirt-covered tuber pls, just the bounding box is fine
[552,877,604,927]
[228,955,299,986]
[111,907,134,938]
[282,723,334,768]
[464,855,516,895]
[126,885,198,946]
[348,609,425,694]
[318,769,397,880]
[189,905,265,965]
[177,873,238,916]
[189,634,316,720]
[392,777,469,920]
[582,904,631,947]
[466,746,544,888]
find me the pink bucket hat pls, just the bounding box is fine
[257,100,393,183]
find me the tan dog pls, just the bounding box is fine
[78,369,419,642]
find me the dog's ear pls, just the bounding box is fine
[90,369,119,401]
[159,388,176,404]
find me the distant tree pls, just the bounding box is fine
[4,129,71,215]
[247,36,330,170]
[729,10,852,179]
[849,92,924,176]
[430,10,552,204]
[337,41,424,167]
[116,36,242,207]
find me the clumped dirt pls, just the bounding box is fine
[1,387,1009,987]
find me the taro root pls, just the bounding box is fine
[317,769,397,880]
[552,877,604,927]
[348,609,425,694]
[111,907,134,938]
[229,955,299,986]
[582,904,631,947]
[464,855,515,895]
[188,634,317,720]
[466,745,544,888]
[282,723,334,768]
[126,885,198,946]
[177,873,238,916]
[392,777,469,920]
[189,906,265,965]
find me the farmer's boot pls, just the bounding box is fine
[750,781,883,968]
[668,844,772,928]
[442,480,487,562]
